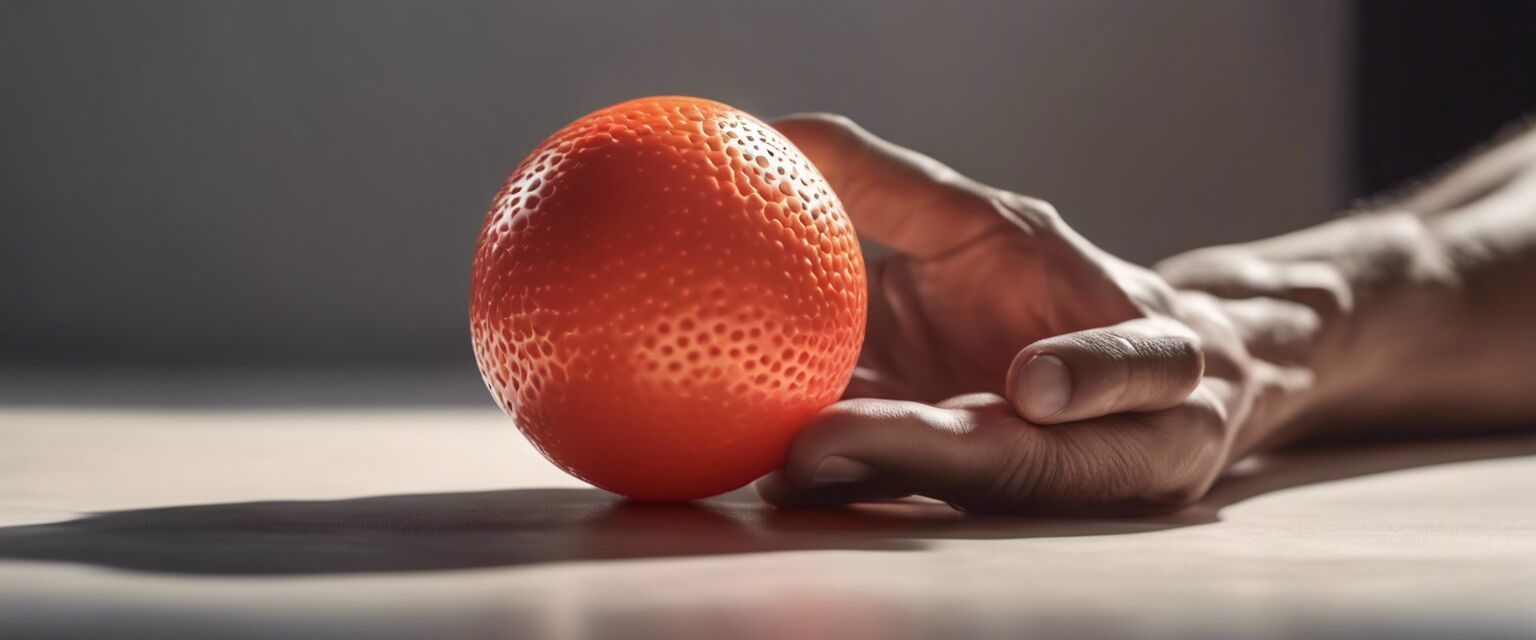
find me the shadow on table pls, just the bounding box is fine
[2,433,1533,575]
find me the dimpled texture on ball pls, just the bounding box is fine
[469,96,866,501]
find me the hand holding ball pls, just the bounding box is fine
[470,97,866,500]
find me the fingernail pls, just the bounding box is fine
[807,455,876,486]
[1022,354,1072,419]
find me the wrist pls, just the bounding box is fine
[1319,211,1460,390]
[1160,210,1464,450]
[1234,211,1463,440]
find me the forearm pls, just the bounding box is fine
[1357,168,1536,429]
[1177,125,1536,449]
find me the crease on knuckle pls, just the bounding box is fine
[1144,333,1204,398]
[981,426,1056,512]
[1016,429,1148,512]
[993,192,1062,236]
[1138,402,1226,509]
[1093,430,1163,502]
[1069,330,1136,408]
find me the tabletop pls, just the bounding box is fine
[2,371,1535,639]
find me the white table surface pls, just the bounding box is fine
[2,373,1535,639]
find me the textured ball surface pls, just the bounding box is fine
[469,96,866,500]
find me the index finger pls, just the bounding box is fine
[772,113,1008,259]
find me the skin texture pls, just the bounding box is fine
[757,114,1536,514]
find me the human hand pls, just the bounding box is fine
[757,115,1307,513]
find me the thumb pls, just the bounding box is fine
[1006,318,1204,424]
[771,113,1010,259]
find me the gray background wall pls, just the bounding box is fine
[0,0,1352,367]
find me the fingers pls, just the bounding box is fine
[1157,247,1353,323]
[771,113,1010,258]
[760,395,1029,509]
[758,392,1226,513]
[1006,318,1204,424]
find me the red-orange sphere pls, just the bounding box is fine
[469,96,866,501]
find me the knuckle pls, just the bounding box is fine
[1155,247,1256,293]
[1276,262,1352,322]
[1061,330,1138,403]
[1061,329,1135,363]
[994,192,1063,234]
[1137,333,1205,392]
[1023,429,1150,511]
[793,112,861,136]
[1008,192,1059,219]
[976,427,1056,512]
[1163,332,1202,359]
[971,419,1225,514]
[1186,388,1232,443]
[1090,430,1165,501]
[1138,397,1227,509]
[971,396,1229,514]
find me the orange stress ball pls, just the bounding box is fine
[469,97,866,501]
